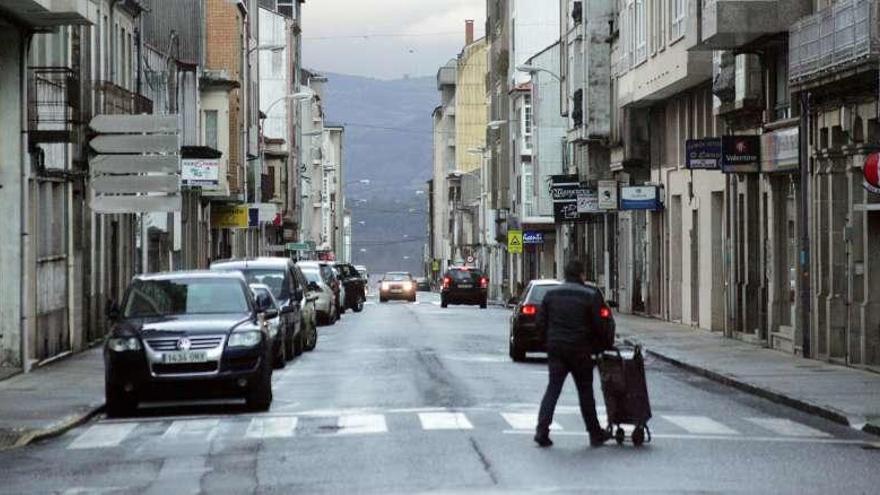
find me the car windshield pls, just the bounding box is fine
[123,278,249,317]
[384,273,410,281]
[227,268,287,300]
[300,268,322,284]
[525,284,560,303]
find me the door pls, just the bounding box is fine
[669,195,683,322]
[711,192,724,331]
[32,179,71,361]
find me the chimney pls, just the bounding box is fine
[465,19,474,45]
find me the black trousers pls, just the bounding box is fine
[537,347,603,437]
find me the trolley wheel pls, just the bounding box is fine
[614,427,625,446]
[632,426,645,447]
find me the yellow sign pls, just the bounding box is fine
[508,229,523,254]
[432,259,440,272]
[211,205,249,229]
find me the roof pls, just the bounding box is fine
[529,279,561,286]
[211,257,294,270]
[135,270,246,281]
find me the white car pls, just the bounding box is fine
[297,261,338,325]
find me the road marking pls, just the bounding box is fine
[68,423,138,449]
[662,415,739,435]
[744,417,831,438]
[418,412,474,430]
[335,414,387,435]
[245,416,298,439]
[501,413,561,431]
[162,418,220,441]
[502,429,876,446]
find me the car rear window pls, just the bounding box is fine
[449,270,482,283]
[384,273,410,281]
[525,284,560,303]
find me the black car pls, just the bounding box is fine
[415,277,431,292]
[334,262,366,312]
[508,279,561,361]
[103,271,275,416]
[211,257,317,362]
[440,267,488,308]
[379,272,416,302]
[508,279,617,362]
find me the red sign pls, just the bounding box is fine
[866,152,880,192]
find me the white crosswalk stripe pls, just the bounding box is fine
[246,416,298,439]
[68,423,138,449]
[501,412,561,431]
[744,417,831,438]
[418,412,474,430]
[335,414,387,435]
[162,419,220,440]
[662,415,740,435]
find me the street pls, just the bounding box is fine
[1,293,878,494]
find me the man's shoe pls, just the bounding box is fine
[533,434,553,447]
[589,430,612,447]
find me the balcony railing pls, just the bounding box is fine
[789,0,880,83]
[28,66,80,144]
[94,80,153,115]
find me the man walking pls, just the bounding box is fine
[534,259,611,448]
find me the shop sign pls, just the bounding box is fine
[761,127,799,173]
[577,189,599,214]
[865,152,880,194]
[620,186,663,211]
[550,175,596,222]
[721,135,761,173]
[248,203,280,227]
[597,180,618,210]
[507,229,523,254]
[211,204,249,229]
[523,231,544,244]
[686,138,722,170]
[181,159,220,188]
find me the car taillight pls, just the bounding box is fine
[442,276,451,289]
[599,306,612,319]
[479,277,488,289]
[521,304,537,316]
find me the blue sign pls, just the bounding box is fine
[620,186,663,211]
[686,138,721,170]
[523,231,544,244]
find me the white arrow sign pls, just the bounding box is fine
[89,114,179,134]
[90,155,180,175]
[89,134,178,154]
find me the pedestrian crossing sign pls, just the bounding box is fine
[508,229,523,254]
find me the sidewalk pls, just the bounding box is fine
[615,313,880,435]
[0,346,105,450]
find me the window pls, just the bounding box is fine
[671,0,686,40]
[634,0,647,63]
[522,95,533,150]
[522,163,534,216]
[572,89,583,127]
[204,110,219,150]
[572,1,583,24]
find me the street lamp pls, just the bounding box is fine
[516,64,562,82]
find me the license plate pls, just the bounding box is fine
[162,351,208,364]
[391,289,402,293]
[458,284,473,289]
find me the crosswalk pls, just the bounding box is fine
[62,407,846,450]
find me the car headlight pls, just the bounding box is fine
[108,337,141,352]
[381,282,390,291]
[228,331,262,348]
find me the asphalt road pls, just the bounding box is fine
[3,292,879,494]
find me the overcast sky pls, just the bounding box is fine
[302,0,486,80]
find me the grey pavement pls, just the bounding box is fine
[616,313,880,435]
[0,346,104,450]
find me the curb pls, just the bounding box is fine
[622,336,878,437]
[0,404,104,451]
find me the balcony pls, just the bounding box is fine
[789,0,880,85]
[699,0,810,50]
[0,0,91,28]
[94,81,152,116]
[28,66,79,144]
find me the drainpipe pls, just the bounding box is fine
[109,0,120,84]
[799,90,812,357]
[20,32,34,372]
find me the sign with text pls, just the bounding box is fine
[597,180,618,210]
[721,135,761,173]
[686,138,722,170]
[507,229,523,254]
[550,175,596,222]
[523,231,545,244]
[211,205,249,229]
[577,189,599,214]
[620,186,663,211]
[761,127,799,173]
[181,159,220,187]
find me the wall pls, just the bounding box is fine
[201,89,232,197]
[454,39,487,173]
[530,43,565,218]
[258,7,289,143]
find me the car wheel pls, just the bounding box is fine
[105,382,137,418]
[294,331,304,356]
[353,296,365,313]
[509,340,525,362]
[480,299,488,309]
[441,297,448,308]
[246,360,273,412]
[380,297,387,303]
[305,322,318,351]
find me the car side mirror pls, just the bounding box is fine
[264,308,279,319]
[606,300,618,309]
[106,300,121,321]
[256,293,273,313]
[293,287,304,301]
[280,303,295,314]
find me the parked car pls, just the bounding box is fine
[440,266,488,308]
[335,262,366,312]
[415,277,431,292]
[249,283,285,368]
[355,265,369,295]
[211,257,316,360]
[379,272,416,303]
[103,271,274,416]
[508,279,561,361]
[298,261,339,324]
[329,264,347,314]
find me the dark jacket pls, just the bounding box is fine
[539,280,607,352]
